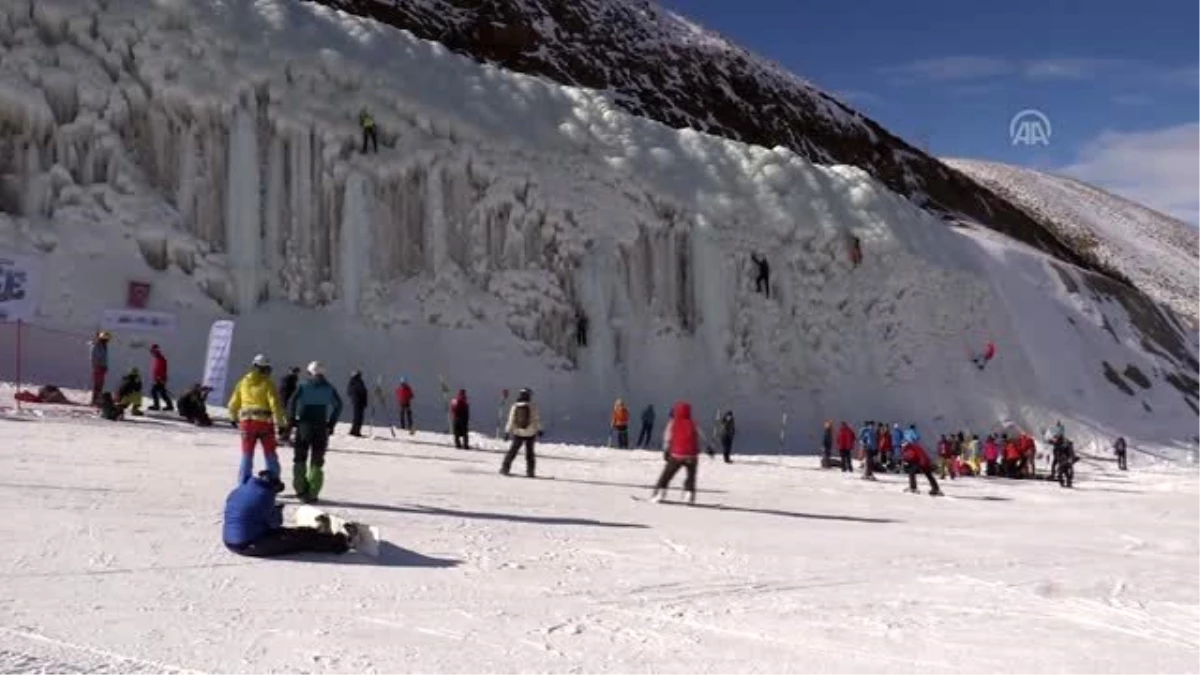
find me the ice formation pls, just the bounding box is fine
[0,0,1195,453]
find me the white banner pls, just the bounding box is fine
[202,319,236,404]
[99,309,177,333]
[0,252,44,322]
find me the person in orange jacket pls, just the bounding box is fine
[611,399,630,448]
[1002,435,1022,478]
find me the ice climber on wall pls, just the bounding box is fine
[289,361,343,504]
[228,354,286,487]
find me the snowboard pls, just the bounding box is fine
[293,504,381,558]
[629,494,699,506]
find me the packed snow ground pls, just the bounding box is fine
[1,395,1198,674]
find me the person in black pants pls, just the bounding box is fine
[1114,436,1128,471]
[289,362,343,503]
[450,389,471,449]
[500,388,540,477]
[716,410,735,463]
[223,472,356,558]
[636,404,656,448]
[751,253,770,298]
[346,371,369,437]
[821,421,834,467]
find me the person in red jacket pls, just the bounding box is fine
[148,344,173,411]
[902,441,942,495]
[394,377,415,434]
[836,422,855,472]
[1018,433,1036,478]
[877,422,894,471]
[1002,435,1021,478]
[650,401,705,504]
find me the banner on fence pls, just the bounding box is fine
[0,252,43,322]
[99,308,177,333]
[202,320,236,403]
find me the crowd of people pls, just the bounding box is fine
[71,330,1132,559]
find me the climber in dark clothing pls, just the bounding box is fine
[576,311,588,347]
[751,253,770,298]
[346,371,369,437]
[1114,436,1128,471]
[359,108,378,153]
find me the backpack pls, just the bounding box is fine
[513,403,531,429]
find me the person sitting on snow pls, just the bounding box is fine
[115,367,144,416]
[223,471,364,558]
[177,384,213,427]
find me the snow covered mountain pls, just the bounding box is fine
[0,0,1196,458]
[308,0,1105,278]
[944,159,1199,328]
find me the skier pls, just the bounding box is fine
[836,421,855,472]
[89,330,111,406]
[1114,436,1128,471]
[821,420,834,468]
[750,253,770,298]
[289,361,343,503]
[115,367,144,416]
[147,344,173,411]
[611,399,630,449]
[346,370,369,437]
[636,404,656,448]
[902,441,943,495]
[716,410,736,463]
[501,388,541,477]
[450,389,470,449]
[227,354,286,486]
[395,378,415,433]
[277,366,301,443]
[177,383,213,427]
[575,311,589,347]
[1052,436,1078,488]
[650,401,703,504]
[223,470,364,558]
[859,421,878,479]
[359,108,378,153]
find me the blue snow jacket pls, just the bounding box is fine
[859,425,876,451]
[288,375,343,427]
[223,476,282,546]
[891,425,903,450]
[903,426,920,447]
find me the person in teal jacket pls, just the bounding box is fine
[288,361,343,503]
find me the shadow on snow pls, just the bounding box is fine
[320,498,647,529]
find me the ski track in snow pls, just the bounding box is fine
[0,407,1197,673]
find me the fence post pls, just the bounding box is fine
[14,319,23,411]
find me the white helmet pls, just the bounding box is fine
[252,354,270,368]
[306,361,324,376]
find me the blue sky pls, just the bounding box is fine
[658,0,1199,223]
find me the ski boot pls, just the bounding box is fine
[904,487,920,494]
[929,488,944,497]
[686,490,696,506]
[650,490,664,503]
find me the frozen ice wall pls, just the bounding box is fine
[0,0,1194,451]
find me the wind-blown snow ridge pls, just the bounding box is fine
[946,158,1200,327]
[0,0,1196,455]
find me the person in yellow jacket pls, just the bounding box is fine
[228,354,286,486]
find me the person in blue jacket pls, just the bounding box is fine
[891,423,903,453]
[223,471,354,557]
[289,361,343,503]
[859,421,878,479]
[902,424,920,447]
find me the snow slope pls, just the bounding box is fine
[946,158,1200,328]
[0,0,1196,457]
[0,407,1197,673]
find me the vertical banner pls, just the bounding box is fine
[202,320,236,404]
[0,252,43,321]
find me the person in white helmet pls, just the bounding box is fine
[227,354,286,486]
[287,361,343,503]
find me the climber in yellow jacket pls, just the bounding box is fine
[228,354,286,487]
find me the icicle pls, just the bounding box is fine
[224,97,262,313]
[340,171,370,315]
